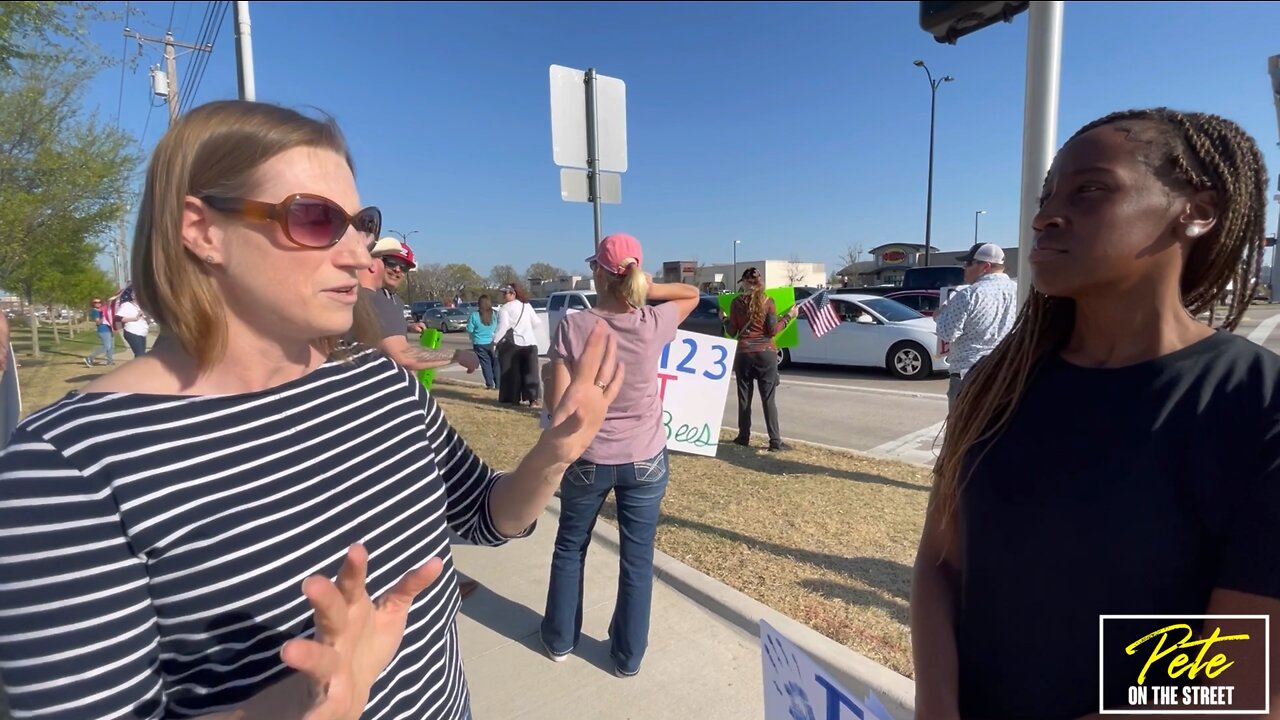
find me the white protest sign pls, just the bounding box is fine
[656,329,735,457]
[935,285,962,357]
[761,620,899,720]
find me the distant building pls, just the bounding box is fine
[662,259,827,294]
[835,243,1020,287]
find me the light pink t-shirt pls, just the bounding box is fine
[551,303,681,465]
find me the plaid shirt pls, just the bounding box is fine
[935,272,1018,376]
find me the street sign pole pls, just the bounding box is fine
[1015,0,1063,309]
[585,68,603,251]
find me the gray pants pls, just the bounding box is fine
[947,373,965,413]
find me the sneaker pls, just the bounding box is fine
[539,635,570,663]
[613,665,640,678]
[768,442,791,452]
[84,357,92,367]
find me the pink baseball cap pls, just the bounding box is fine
[585,233,643,276]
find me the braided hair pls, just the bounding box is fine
[931,108,1270,541]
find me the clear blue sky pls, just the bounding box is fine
[80,1,1280,279]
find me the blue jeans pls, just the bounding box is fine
[540,448,669,674]
[87,328,114,364]
[473,343,498,389]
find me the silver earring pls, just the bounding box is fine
[204,254,214,263]
[1185,226,1201,238]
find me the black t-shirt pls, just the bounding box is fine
[955,330,1280,719]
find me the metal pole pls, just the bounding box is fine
[234,1,255,101]
[585,68,603,251]
[733,240,738,291]
[974,210,985,244]
[164,33,179,123]
[1016,1,1064,308]
[924,82,937,267]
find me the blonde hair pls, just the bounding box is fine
[600,261,648,308]
[132,100,366,371]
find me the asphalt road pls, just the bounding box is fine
[424,302,1280,466]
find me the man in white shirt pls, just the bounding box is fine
[935,243,1019,411]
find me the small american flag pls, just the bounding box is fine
[797,290,841,338]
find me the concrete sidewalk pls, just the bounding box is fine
[453,501,766,719]
[453,499,916,720]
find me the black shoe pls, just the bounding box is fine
[768,442,790,452]
[732,436,750,447]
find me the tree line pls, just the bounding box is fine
[0,2,137,356]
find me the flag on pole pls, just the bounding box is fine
[796,289,841,338]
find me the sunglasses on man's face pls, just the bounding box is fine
[382,259,410,273]
[200,193,381,250]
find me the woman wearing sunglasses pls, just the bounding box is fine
[0,100,625,720]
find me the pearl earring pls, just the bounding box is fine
[1185,226,1201,238]
[204,255,214,263]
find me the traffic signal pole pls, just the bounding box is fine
[1015,1,1063,309]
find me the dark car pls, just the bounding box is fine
[410,300,443,321]
[647,295,726,337]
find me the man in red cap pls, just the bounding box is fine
[360,237,477,373]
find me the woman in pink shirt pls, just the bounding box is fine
[540,233,699,677]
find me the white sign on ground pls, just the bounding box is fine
[656,330,736,457]
[761,619,899,720]
[549,64,628,172]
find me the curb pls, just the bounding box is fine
[543,498,917,720]
[435,376,935,473]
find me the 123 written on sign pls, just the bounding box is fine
[655,335,731,450]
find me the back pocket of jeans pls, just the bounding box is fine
[565,460,596,486]
[633,452,667,484]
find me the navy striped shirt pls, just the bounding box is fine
[0,350,524,719]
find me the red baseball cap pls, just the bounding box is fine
[585,233,643,276]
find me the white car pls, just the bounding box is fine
[781,293,949,380]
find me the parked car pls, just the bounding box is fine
[421,307,469,333]
[410,300,443,321]
[781,293,948,380]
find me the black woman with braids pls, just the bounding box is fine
[910,108,1280,719]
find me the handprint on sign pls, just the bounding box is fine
[765,632,817,720]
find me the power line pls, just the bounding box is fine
[178,1,216,114]
[181,1,228,115]
[167,0,177,31]
[116,1,129,128]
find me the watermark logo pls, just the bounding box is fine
[1099,615,1269,714]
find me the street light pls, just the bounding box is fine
[733,239,742,292]
[389,229,419,243]
[914,59,954,267]
[974,209,987,244]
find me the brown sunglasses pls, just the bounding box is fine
[201,193,382,249]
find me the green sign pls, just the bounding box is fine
[715,287,799,349]
[416,328,442,390]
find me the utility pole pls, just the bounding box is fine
[234,1,255,101]
[124,28,212,124]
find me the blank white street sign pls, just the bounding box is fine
[560,169,621,204]
[549,64,628,173]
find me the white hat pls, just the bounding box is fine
[370,237,403,257]
[959,242,1005,265]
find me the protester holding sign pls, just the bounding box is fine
[912,109,1280,718]
[727,267,798,451]
[541,232,700,678]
